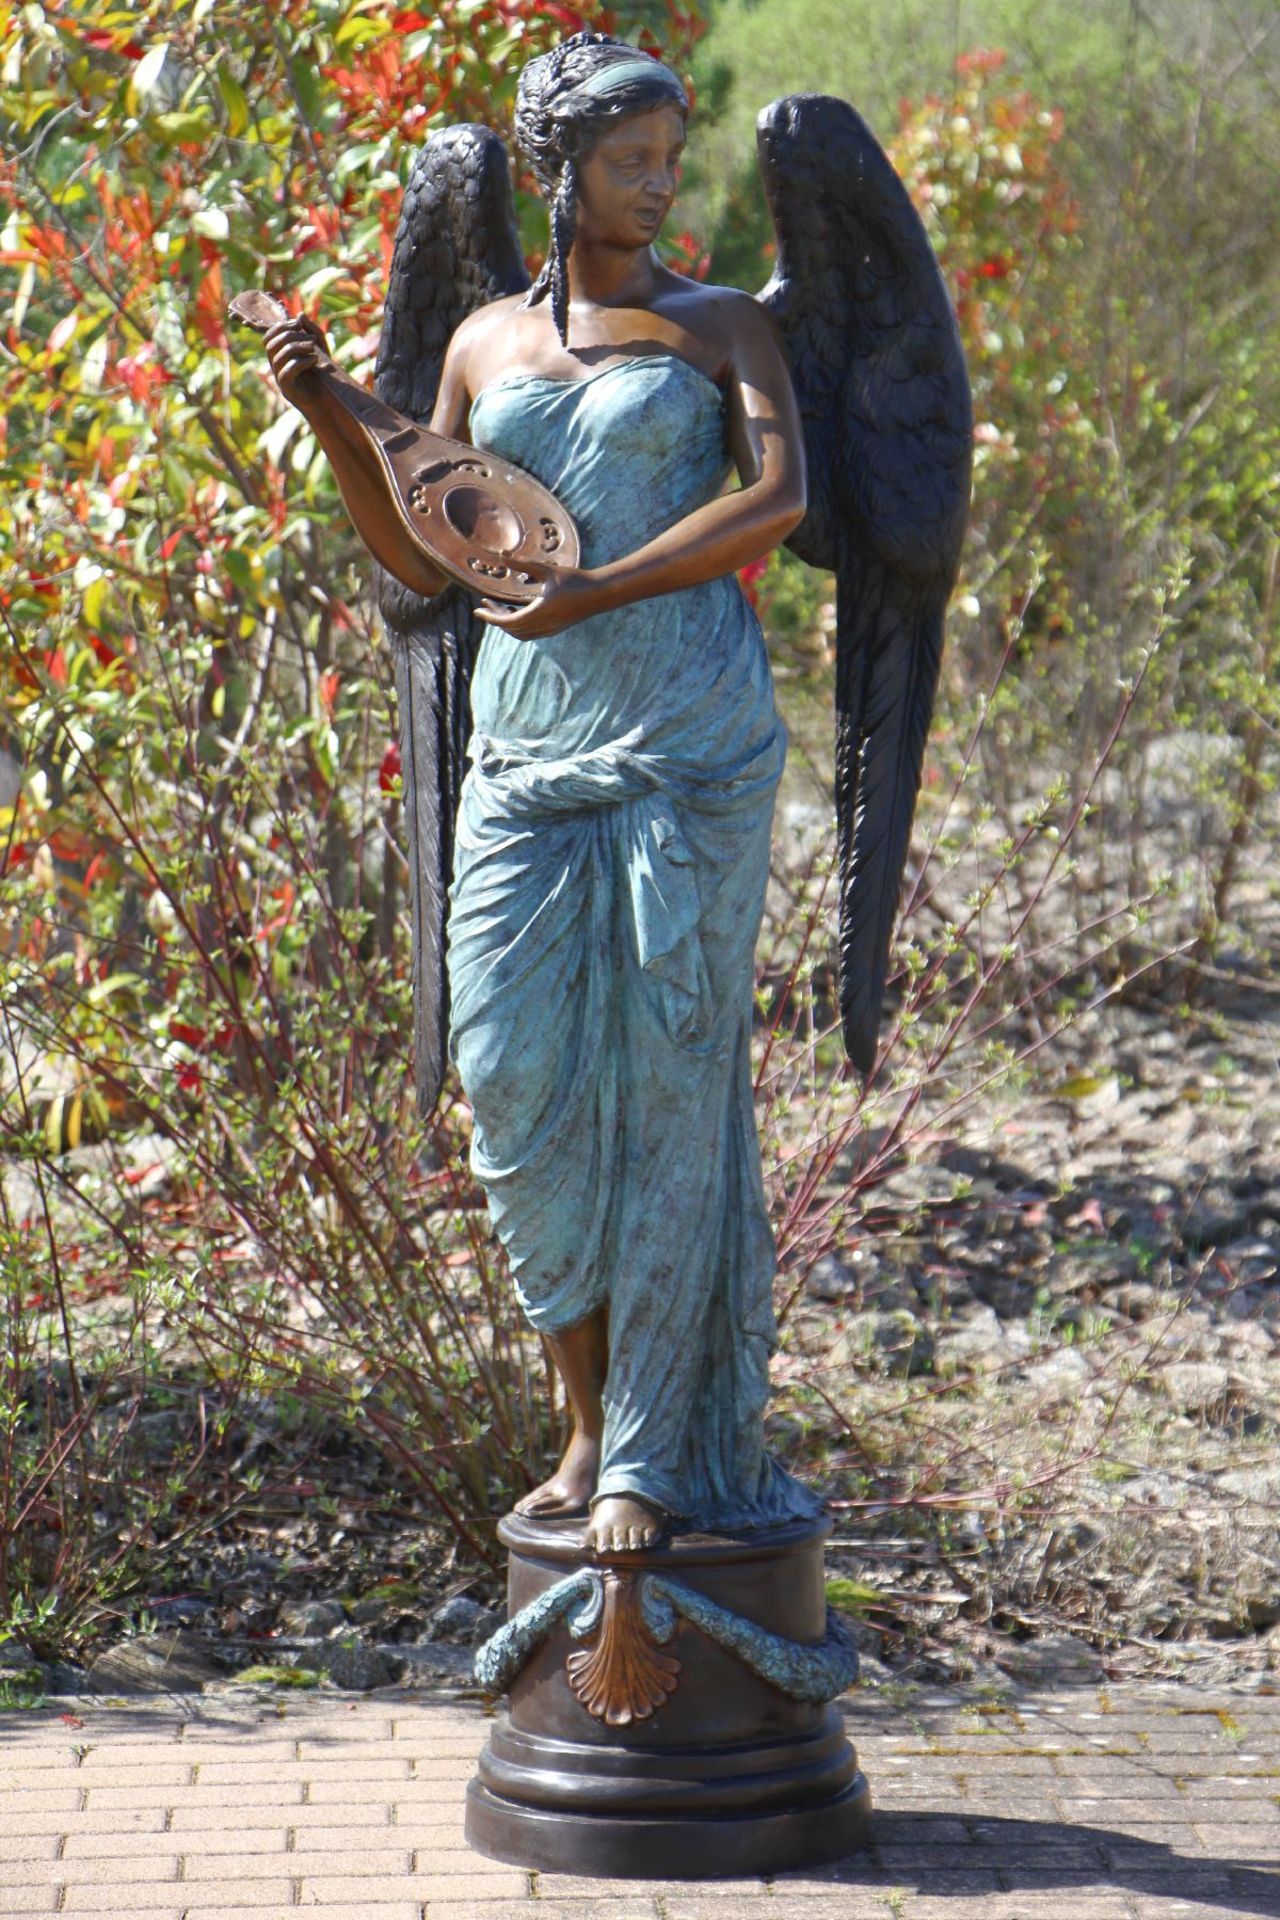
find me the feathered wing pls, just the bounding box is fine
[374,125,529,1117]
[756,95,973,1075]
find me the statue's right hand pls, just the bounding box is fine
[263,314,331,406]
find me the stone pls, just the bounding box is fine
[1020,1347,1093,1405]
[1157,1362,1234,1415]
[805,1253,858,1300]
[317,1641,400,1690]
[278,1596,348,1637]
[426,1596,497,1644]
[86,1629,225,1693]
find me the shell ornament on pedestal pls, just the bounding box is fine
[565,1569,682,1726]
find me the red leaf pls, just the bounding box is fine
[378,740,402,793]
[170,1021,206,1049]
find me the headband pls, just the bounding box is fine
[557,56,687,109]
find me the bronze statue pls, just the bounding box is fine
[263,29,969,1564]
[259,25,970,1874]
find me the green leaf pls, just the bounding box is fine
[153,109,213,145]
[216,64,249,138]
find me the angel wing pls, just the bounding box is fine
[756,94,973,1076]
[374,124,529,1117]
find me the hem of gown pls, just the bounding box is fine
[591,1460,826,1536]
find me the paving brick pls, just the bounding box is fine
[1128,1906,1265,1920]
[171,1740,299,1763]
[0,1809,163,1843]
[0,1790,80,1815]
[182,1909,417,1920]
[0,1894,51,1917]
[1192,1823,1280,1857]
[665,1900,895,1920]
[1170,1755,1280,1778]
[301,1868,527,1901]
[1055,1768,1185,1797]
[180,1904,418,1920]
[166,1799,390,1834]
[193,1756,413,1786]
[305,1775,424,1804]
[1191,1796,1280,1822]
[35,1764,195,1792]
[385,1822,459,1847]
[61,1825,287,1861]
[184,1843,412,1878]
[61,1878,295,1912]
[0,1836,59,1862]
[82,1781,304,1811]
[905,1900,1134,1919]
[427,1906,661,1920]
[37,1851,180,1885]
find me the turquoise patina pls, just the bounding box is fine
[447,352,821,1533]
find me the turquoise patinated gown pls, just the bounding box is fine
[448,352,821,1533]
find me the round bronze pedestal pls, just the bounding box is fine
[465,1512,871,1877]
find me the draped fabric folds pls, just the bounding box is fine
[447,353,821,1532]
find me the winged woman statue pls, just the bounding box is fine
[264,30,970,1558]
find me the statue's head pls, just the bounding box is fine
[515,31,689,346]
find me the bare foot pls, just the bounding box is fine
[514,1430,600,1518]
[587,1493,667,1554]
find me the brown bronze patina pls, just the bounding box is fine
[229,290,578,603]
[243,24,972,1875]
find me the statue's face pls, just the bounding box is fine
[573,103,686,251]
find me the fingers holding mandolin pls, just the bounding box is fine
[263,318,329,402]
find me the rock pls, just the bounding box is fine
[318,1642,400,1691]
[424,1596,495,1645]
[44,1661,90,1695]
[136,1596,215,1629]
[873,1163,971,1212]
[1157,1361,1234,1415]
[1108,1281,1164,1320]
[241,1550,284,1580]
[1220,1238,1280,1285]
[994,1630,1103,1684]
[348,1597,393,1625]
[1019,1347,1093,1405]
[397,1642,477,1682]
[805,1252,858,1300]
[1182,1201,1251,1250]
[833,1309,934,1375]
[278,1597,347,1637]
[86,1629,225,1694]
[934,1305,1031,1371]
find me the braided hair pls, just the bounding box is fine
[514,32,689,347]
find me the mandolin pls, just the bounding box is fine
[228,291,578,604]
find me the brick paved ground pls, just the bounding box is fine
[2,1680,1278,1919]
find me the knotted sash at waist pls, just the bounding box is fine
[466,728,713,1043]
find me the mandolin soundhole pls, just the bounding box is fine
[444,485,522,555]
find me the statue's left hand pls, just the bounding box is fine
[474,566,612,640]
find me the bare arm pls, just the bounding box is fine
[262,314,483,599]
[478,297,806,639]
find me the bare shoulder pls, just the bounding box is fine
[440,294,524,392]
[451,293,524,354]
[658,276,777,364]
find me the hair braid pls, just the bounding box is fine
[514,31,688,349]
[548,160,578,347]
